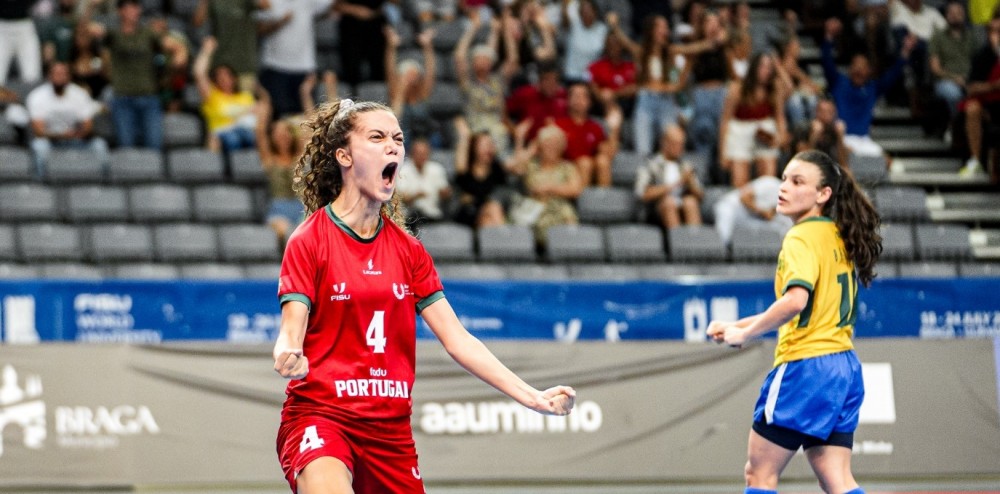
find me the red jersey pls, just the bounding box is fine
[505,84,568,141]
[277,205,444,421]
[555,116,605,160]
[587,58,636,91]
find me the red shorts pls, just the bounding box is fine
[276,412,425,494]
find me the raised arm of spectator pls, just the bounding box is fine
[299,71,318,115]
[161,32,188,69]
[606,12,639,59]
[254,86,275,165]
[454,13,480,89]
[417,29,437,101]
[384,27,406,116]
[453,116,472,175]
[876,34,916,95]
[718,81,740,160]
[672,26,727,56]
[532,8,558,62]
[504,118,536,176]
[193,36,217,101]
[500,11,521,82]
[821,18,844,90]
[193,0,209,27]
[258,10,293,36]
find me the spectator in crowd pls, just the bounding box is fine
[0,0,42,85]
[27,61,108,179]
[688,11,733,153]
[559,0,607,84]
[929,1,977,137]
[889,0,945,83]
[506,123,583,244]
[727,3,753,80]
[500,0,557,87]
[101,0,186,149]
[334,0,389,86]
[959,11,1000,177]
[719,53,788,187]
[822,17,917,159]
[554,81,620,186]
[414,0,457,24]
[454,10,518,155]
[194,36,258,153]
[39,0,84,67]
[587,17,637,118]
[258,0,332,118]
[506,60,568,143]
[396,136,453,226]
[69,21,108,99]
[192,0,269,92]
[634,125,704,230]
[147,14,192,113]
[794,98,849,169]
[675,0,708,42]
[774,34,820,132]
[712,175,792,247]
[452,118,510,228]
[386,27,441,147]
[254,89,302,247]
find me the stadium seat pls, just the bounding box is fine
[700,185,730,225]
[960,262,1000,277]
[430,19,466,51]
[354,81,390,104]
[0,224,18,261]
[434,263,507,280]
[667,225,727,262]
[915,223,972,260]
[569,263,643,281]
[605,224,666,262]
[163,112,204,148]
[683,149,712,183]
[897,261,959,278]
[244,263,281,280]
[108,148,165,183]
[874,186,929,222]
[129,184,191,222]
[0,183,59,221]
[45,147,106,183]
[611,150,644,186]
[577,186,636,223]
[477,225,536,262]
[0,116,17,145]
[229,148,268,184]
[730,225,784,261]
[427,82,464,118]
[217,224,281,262]
[179,263,246,279]
[18,223,83,262]
[702,262,775,280]
[154,223,219,262]
[111,263,181,280]
[504,264,570,281]
[546,224,606,262]
[638,263,705,280]
[40,263,103,280]
[0,146,33,181]
[191,185,257,223]
[417,222,475,262]
[849,153,887,186]
[0,263,39,279]
[879,223,915,261]
[65,185,129,222]
[89,224,154,262]
[167,149,225,183]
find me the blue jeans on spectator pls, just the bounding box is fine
[688,85,728,151]
[110,94,163,149]
[30,136,109,179]
[934,78,964,121]
[216,126,256,153]
[632,89,680,158]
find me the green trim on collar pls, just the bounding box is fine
[799,216,833,224]
[325,203,383,243]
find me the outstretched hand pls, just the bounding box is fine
[707,321,749,347]
[274,349,309,379]
[533,386,576,416]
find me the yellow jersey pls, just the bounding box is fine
[773,216,858,367]
[201,86,255,134]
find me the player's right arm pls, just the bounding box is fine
[274,301,309,379]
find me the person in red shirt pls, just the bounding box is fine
[587,15,638,117]
[554,82,621,186]
[273,98,576,494]
[505,61,568,142]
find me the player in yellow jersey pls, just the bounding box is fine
[708,150,881,494]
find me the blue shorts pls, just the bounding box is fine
[753,350,864,441]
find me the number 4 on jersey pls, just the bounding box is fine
[366,311,387,354]
[299,425,325,453]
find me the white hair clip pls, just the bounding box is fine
[338,98,355,116]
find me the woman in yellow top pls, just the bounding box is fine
[708,149,882,494]
[194,36,257,153]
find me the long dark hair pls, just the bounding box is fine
[295,99,407,229]
[738,52,777,107]
[638,15,672,85]
[794,150,882,286]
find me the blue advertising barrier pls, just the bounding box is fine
[0,278,998,343]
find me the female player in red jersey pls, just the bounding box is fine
[272,98,576,494]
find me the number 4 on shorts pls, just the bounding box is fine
[299,425,325,453]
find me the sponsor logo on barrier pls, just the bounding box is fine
[1,296,40,344]
[683,297,739,343]
[227,313,281,343]
[919,310,1000,338]
[418,400,602,435]
[73,293,162,343]
[0,365,45,458]
[553,319,629,342]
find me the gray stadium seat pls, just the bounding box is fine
[897,261,958,278]
[700,185,730,224]
[154,223,219,262]
[129,184,191,222]
[504,264,570,281]
[611,150,644,186]
[0,116,17,145]
[229,148,268,184]
[430,19,465,51]
[879,223,915,261]
[108,148,165,183]
[577,186,636,223]
[244,262,281,280]
[111,263,180,280]
[874,186,929,222]
[40,263,103,280]
[167,149,225,183]
[703,262,775,280]
[477,225,536,262]
[179,263,246,279]
[546,224,606,262]
[849,153,887,185]
[0,224,18,261]
[0,147,33,180]
[18,223,83,261]
[682,149,712,183]
[163,112,204,148]
[65,185,129,222]
[605,224,666,262]
[354,81,389,104]
[435,263,507,280]
[0,263,39,279]
[45,147,106,183]
[638,263,705,280]
[418,222,475,262]
[217,224,281,262]
[427,82,464,118]
[730,225,784,261]
[192,185,257,223]
[915,223,972,260]
[960,262,1000,277]
[668,225,727,262]
[89,224,154,262]
[569,263,643,281]
[0,183,59,221]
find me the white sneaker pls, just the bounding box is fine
[959,158,984,177]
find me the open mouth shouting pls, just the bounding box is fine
[382,162,399,190]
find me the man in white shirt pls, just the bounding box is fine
[27,62,107,179]
[396,137,452,226]
[712,175,792,247]
[634,125,703,230]
[257,0,333,117]
[890,0,946,82]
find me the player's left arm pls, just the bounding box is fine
[420,298,575,416]
[722,286,809,347]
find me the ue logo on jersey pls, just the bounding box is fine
[392,283,410,300]
[0,364,46,458]
[330,283,351,302]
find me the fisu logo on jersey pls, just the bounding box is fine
[330,283,351,301]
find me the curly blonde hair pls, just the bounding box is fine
[294,99,408,231]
